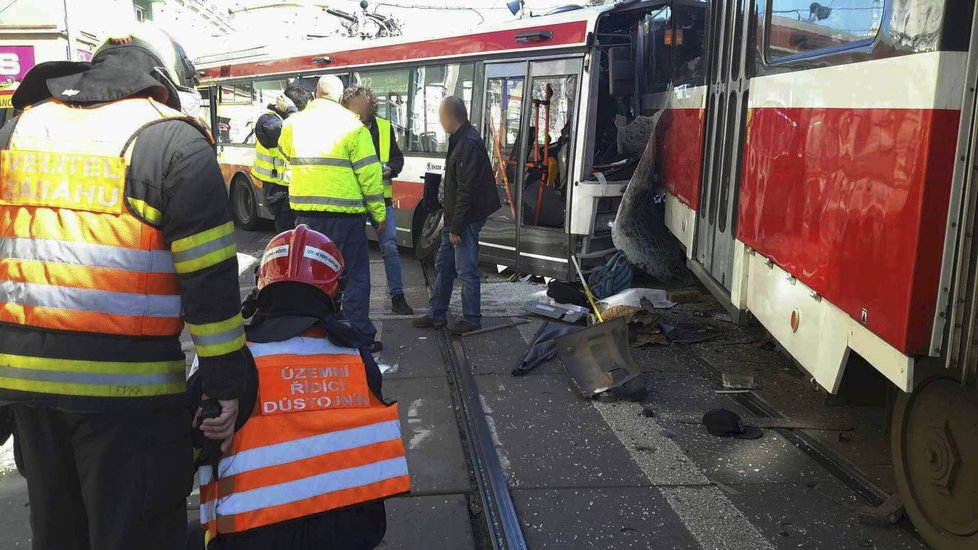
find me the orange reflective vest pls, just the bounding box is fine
[0,98,193,338]
[199,334,410,540]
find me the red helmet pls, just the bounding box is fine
[258,225,344,298]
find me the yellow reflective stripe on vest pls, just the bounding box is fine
[171,221,236,274]
[127,197,163,225]
[187,313,246,358]
[0,353,185,397]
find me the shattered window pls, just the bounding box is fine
[522,74,578,229]
[766,0,884,60]
[673,2,708,85]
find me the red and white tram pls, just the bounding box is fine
[655,1,977,548]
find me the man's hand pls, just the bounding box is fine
[200,398,240,453]
[275,94,296,113]
[382,164,393,179]
[450,233,461,247]
[375,220,388,237]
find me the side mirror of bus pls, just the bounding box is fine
[608,46,635,98]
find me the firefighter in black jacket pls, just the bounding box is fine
[0,23,246,550]
[253,85,312,232]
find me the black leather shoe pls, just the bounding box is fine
[450,321,480,335]
[412,315,447,329]
[366,341,383,354]
[391,294,414,315]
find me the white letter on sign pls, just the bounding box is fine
[0,54,19,76]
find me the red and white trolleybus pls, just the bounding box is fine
[195,2,681,281]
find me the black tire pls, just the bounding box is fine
[0,405,12,447]
[415,208,443,261]
[232,177,260,231]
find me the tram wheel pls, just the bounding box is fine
[892,375,978,550]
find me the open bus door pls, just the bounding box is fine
[481,59,582,280]
[693,0,750,293]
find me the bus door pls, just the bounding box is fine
[481,60,581,278]
[517,59,581,280]
[694,0,750,290]
[481,62,526,267]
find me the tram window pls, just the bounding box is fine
[674,3,707,85]
[644,7,672,93]
[766,0,884,61]
[522,74,578,230]
[408,63,475,154]
[352,68,410,149]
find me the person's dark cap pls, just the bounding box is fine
[702,408,762,439]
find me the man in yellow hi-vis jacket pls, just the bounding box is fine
[279,75,386,352]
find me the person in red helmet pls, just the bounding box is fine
[196,225,410,550]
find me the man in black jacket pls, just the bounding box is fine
[413,97,500,334]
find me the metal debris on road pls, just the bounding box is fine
[459,319,530,338]
[555,318,643,399]
[512,322,584,376]
[598,288,676,311]
[523,301,588,323]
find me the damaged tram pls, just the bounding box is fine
[195,1,685,280]
[645,1,977,548]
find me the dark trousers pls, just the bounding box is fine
[11,404,193,550]
[296,215,377,346]
[263,182,295,233]
[195,502,387,550]
[429,220,486,326]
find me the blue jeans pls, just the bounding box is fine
[296,215,376,346]
[369,203,404,297]
[429,220,485,326]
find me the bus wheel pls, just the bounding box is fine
[232,177,259,231]
[415,208,443,262]
[892,375,977,549]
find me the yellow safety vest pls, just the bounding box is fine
[251,110,289,186]
[280,99,385,221]
[376,117,393,199]
[0,98,205,398]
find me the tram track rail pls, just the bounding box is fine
[421,262,528,550]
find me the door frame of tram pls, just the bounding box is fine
[692,0,751,297]
[479,58,582,281]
